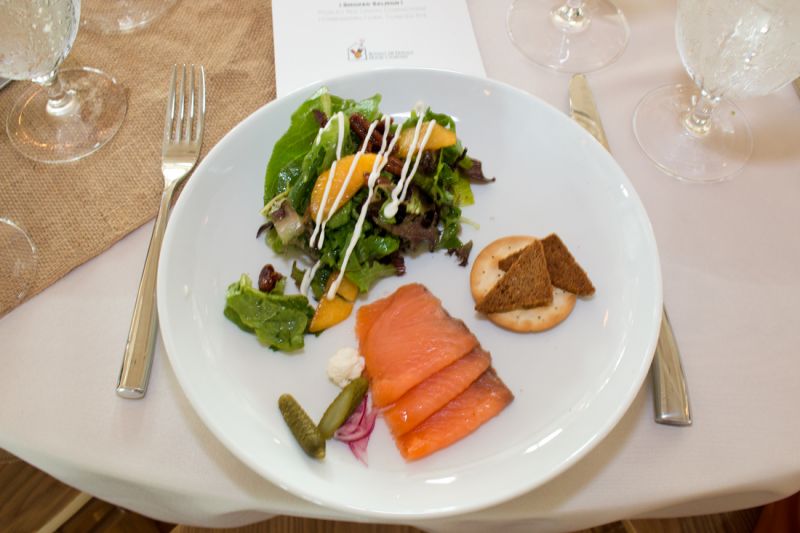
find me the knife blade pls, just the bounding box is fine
[568,75,609,150]
[568,74,692,426]
[793,78,800,100]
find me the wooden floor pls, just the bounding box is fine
[0,448,788,533]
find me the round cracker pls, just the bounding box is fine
[486,288,576,333]
[470,235,536,302]
[470,235,576,333]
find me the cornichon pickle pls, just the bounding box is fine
[317,377,369,439]
[278,394,325,459]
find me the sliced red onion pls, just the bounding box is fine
[349,435,370,465]
[336,409,377,442]
[335,397,366,438]
[334,394,378,465]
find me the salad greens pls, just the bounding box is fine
[226,87,492,351]
[264,90,382,210]
[264,89,488,289]
[224,274,314,352]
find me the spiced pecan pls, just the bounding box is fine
[384,156,404,176]
[350,113,394,153]
[419,151,437,175]
[258,264,284,293]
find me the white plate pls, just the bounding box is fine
[158,68,662,519]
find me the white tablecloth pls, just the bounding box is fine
[2,1,799,531]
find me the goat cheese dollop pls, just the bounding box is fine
[327,347,365,388]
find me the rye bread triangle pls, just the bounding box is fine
[498,233,595,296]
[475,239,553,314]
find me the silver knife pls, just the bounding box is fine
[569,74,692,426]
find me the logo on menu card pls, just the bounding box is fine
[348,39,367,61]
[346,37,413,62]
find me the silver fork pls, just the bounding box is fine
[117,64,206,399]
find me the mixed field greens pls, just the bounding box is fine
[224,88,491,351]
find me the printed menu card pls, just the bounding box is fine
[271,0,486,97]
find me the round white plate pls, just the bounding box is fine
[158,68,661,519]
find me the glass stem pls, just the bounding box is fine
[553,0,588,32]
[683,89,719,137]
[36,69,77,116]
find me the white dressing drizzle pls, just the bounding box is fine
[300,259,323,297]
[313,117,333,145]
[309,111,346,248]
[306,107,438,300]
[327,114,401,300]
[382,113,425,219]
[382,112,435,219]
[317,119,380,248]
[399,120,436,204]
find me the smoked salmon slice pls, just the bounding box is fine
[359,284,478,407]
[355,288,396,349]
[395,369,514,461]
[382,346,492,437]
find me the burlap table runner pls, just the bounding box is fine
[0,0,276,315]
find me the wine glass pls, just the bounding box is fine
[633,0,800,183]
[0,0,127,163]
[507,0,629,73]
[0,218,37,316]
[81,0,177,34]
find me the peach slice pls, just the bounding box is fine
[308,274,359,333]
[308,153,378,220]
[395,121,457,158]
[335,275,359,302]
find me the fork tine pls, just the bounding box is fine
[195,65,206,143]
[162,65,177,147]
[183,65,195,142]
[175,65,186,141]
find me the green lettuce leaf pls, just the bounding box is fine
[345,260,397,293]
[264,88,344,204]
[224,274,314,352]
[452,176,474,207]
[423,108,456,130]
[437,204,463,250]
[325,197,356,229]
[288,112,357,215]
[343,93,382,122]
[265,90,383,210]
[355,235,399,263]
